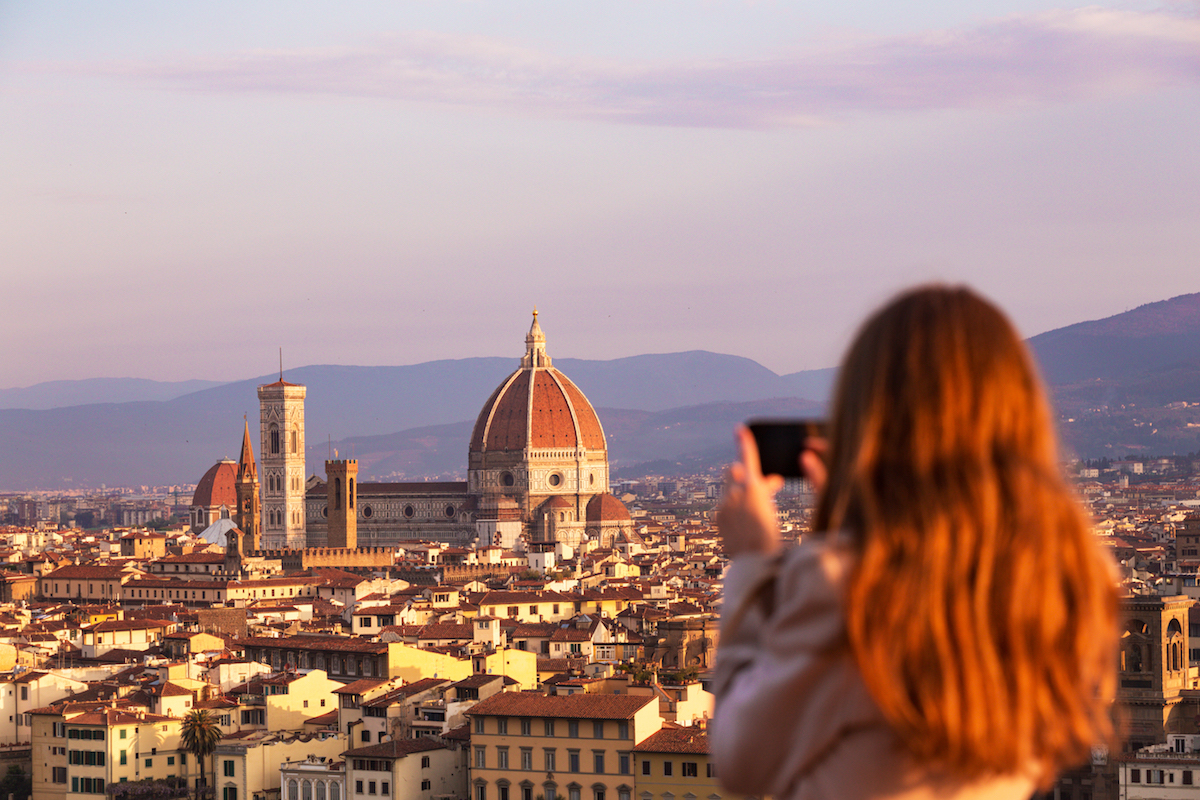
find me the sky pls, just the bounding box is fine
[3,0,1199,388]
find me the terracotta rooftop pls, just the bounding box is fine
[633,724,709,754]
[342,738,447,759]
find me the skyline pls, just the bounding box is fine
[3,1,1199,389]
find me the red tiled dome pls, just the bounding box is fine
[192,460,238,508]
[586,493,631,522]
[471,313,606,454]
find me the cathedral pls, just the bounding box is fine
[192,313,634,555]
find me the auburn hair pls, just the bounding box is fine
[814,285,1117,786]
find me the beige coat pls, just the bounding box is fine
[711,537,1035,800]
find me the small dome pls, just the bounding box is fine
[542,495,574,510]
[193,460,238,508]
[470,313,606,454]
[199,518,239,546]
[586,493,631,522]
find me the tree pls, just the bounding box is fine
[0,764,31,800]
[180,710,222,800]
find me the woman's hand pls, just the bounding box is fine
[716,426,785,557]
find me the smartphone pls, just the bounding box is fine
[747,418,828,478]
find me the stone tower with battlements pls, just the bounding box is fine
[257,378,307,550]
[325,459,358,549]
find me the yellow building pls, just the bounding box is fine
[230,669,342,731]
[633,725,747,800]
[342,737,464,800]
[465,692,662,800]
[32,704,188,800]
[218,730,348,800]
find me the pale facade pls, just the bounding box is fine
[259,380,307,550]
[465,693,662,800]
[31,706,189,800]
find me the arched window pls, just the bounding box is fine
[331,784,340,800]
[302,781,312,800]
[316,783,326,800]
[291,426,299,454]
[289,781,298,800]
[270,424,280,454]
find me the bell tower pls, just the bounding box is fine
[325,459,358,549]
[234,418,261,547]
[257,376,307,550]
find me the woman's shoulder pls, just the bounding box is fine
[777,532,856,590]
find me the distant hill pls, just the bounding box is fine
[1029,293,1200,384]
[0,353,833,490]
[8,292,1200,490]
[0,378,226,410]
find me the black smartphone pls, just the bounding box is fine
[747,418,828,478]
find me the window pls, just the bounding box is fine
[568,751,580,773]
[476,786,487,800]
[706,763,716,779]
[682,762,697,778]
[368,782,376,796]
[618,754,630,775]
[545,721,555,736]
[224,789,239,800]
[361,730,370,742]
[168,756,176,765]
[593,722,603,739]
[663,762,672,777]
[568,788,580,800]
[521,719,532,736]
[1130,769,1141,783]
[120,750,127,765]
[52,767,67,784]
[476,747,487,769]
[498,748,510,770]
[421,781,431,791]
[1185,771,1194,786]
[617,722,628,740]
[641,762,650,776]
[355,783,363,795]
[498,718,508,735]
[146,758,154,768]
[508,606,519,617]
[618,790,630,800]
[544,749,556,772]
[1149,770,1165,785]
[225,761,236,777]
[545,787,557,800]
[593,753,604,774]
[475,718,486,734]
[20,686,27,701]
[521,748,533,771]
[422,756,431,768]
[593,790,604,800]
[568,721,579,738]
[499,786,509,800]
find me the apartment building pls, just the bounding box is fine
[31,704,189,800]
[465,692,662,800]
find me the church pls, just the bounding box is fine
[192,312,635,557]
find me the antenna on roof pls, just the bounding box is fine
[279,348,283,381]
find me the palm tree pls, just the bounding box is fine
[180,710,223,800]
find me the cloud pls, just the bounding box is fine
[28,8,1200,129]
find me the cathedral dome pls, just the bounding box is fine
[193,459,238,508]
[470,311,607,454]
[586,493,631,522]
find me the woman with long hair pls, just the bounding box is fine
[712,285,1117,799]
